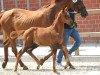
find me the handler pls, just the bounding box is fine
[57,8,81,66]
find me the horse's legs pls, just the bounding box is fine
[10,39,28,70]
[2,39,9,68]
[62,46,75,69]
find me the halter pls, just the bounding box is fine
[69,0,86,14]
[72,0,83,3]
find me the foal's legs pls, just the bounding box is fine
[61,46,75,69]
[40,45,75,70]
[40,47,58,73]
[26,44,41,69]
[39,50,53,66]
[52,48,58,73]
[27,50,41,69]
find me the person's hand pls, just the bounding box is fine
[73,22,77,28]
[69,22,77,28]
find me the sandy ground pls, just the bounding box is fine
[0,61,100,75]
[0,45,100,75]
[0,56,100,75]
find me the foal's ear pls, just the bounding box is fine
[62,7,68,13]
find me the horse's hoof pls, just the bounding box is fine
[23,66,28,70]
[2,62,7,68]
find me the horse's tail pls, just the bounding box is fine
[10,30,25,39]
[0,12,3,19]
[0,12,4,30]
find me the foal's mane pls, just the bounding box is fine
[51,10,63,27]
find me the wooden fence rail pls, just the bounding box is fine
[75,32,100,56]
[75,9,100,56]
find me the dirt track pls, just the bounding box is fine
[0,59,100,75]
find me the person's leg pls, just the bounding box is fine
[57,29,71,63]
[69,28,81,55]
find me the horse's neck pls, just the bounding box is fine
[51,16,64,34]
[48,3,67,24]
[50,0,69,7]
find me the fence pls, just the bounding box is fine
[0,0,50,11]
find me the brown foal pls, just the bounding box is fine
[10,9,75,73]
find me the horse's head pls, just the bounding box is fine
[68,0,88,18]
[60,8,73,25]
[51,0,88,18]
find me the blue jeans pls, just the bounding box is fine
[57,28,81,63]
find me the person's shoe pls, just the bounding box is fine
[68,54,72,57]
[56,62,64,69]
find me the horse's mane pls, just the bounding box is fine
[51,0,61,3]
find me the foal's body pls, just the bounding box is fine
[11,10,74,73]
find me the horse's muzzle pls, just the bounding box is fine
[80,9,88,18]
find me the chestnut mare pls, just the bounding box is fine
[10,9,74,73]
[0,0,88,70]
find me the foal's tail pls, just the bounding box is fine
[10,27,37,39]
[10,30,25,39]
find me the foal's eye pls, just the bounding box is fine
[64,14,69,18]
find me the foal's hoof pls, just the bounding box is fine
[53,70,60,74]
[2,62,7,68]
[14,69,17,72]
[23,66,28,70]
[37,65,40,70]
[64,65,75,69]
[69,65,75,69]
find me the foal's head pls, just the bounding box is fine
[59,8,73,25]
